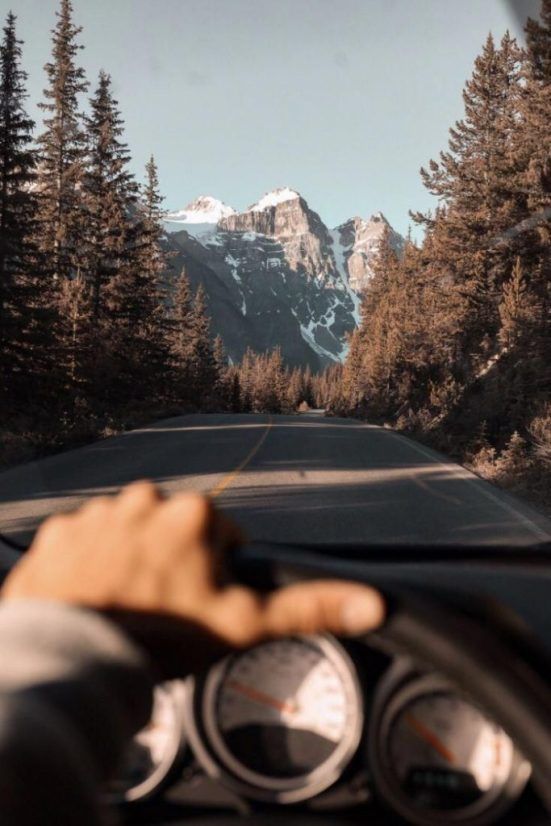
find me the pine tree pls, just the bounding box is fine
[31,0,90,412]
[412,30,526,369]
[496,1,551,432]
[78,70,140,407]
[342,327,366,411]
[83,71,137,324]
[167,266,193,404]
[140,155,164,246]
[0,12,40,406]
[112,155,168,405]
[314,363,345,414]
[213,334,229,409]
[515,1,551,388]
[237,347,254,412]
[495,430,531,484]
[521,0,551,211]
[302,365,314,407]
[263,348,285,413]
[525,0,551,82]
[188,285,217,406]
[496,256,547,433]
[417,33,522,215]
[135,156,167,362]
[499,258,541,347]
[402,31,533,430]
[235,348,287,413]
[36,0,88,282]
[286,367,303,411]
[342,226,403,416]
[213,334,226,373]
[228,368,241,413]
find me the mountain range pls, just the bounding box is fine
[164,188,404,369]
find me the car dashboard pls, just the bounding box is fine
[1,535,550,826]
[111,637,543,826]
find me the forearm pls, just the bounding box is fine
[0,601,154,825]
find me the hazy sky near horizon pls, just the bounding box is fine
[5,0,540,236]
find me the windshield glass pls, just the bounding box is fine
[0,0,549,550]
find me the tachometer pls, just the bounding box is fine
[108,680,187,803]
[187,636,363,803]
[370,671,530,826]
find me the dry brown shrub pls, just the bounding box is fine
[528,405,551,466]
[468,444,498,480]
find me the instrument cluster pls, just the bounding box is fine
[108,635,531,825]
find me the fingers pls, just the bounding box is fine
[30,512,75,552]
[159,493,243,576]
[260,580,385,639]
[40,482,163,532]
[159,492,212,539]
[117,480,163,517]
[206,580,385,648]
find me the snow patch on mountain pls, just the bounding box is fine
[248,187,300,212]
[166,195,236,224]
[298,319,340,362]
[165,196,236,238]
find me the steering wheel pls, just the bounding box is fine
[367,586,551,812]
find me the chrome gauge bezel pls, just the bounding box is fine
[109,680,188,804]
[185,635,364,804]
[369,668,531,826]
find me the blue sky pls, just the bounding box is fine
[4,0,539,237]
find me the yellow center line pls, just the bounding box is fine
[209,417,273,498]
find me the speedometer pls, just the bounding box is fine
[188,636,363,803]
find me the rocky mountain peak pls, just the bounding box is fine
[336,211,389,233]
[219,187,317,233]
[162,188,405,369]
[333,211,405,293]
[368,210,388,224]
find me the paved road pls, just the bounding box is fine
[0,413,550,548]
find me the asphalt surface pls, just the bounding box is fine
[0,412,550,549]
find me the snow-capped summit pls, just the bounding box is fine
[165,195,236,225]
[164,195,236,240]
[247,187,301,213]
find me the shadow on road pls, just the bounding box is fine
[0,414,549,548]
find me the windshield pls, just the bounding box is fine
[0,0,549,550]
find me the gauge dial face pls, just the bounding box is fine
[371,677,530,826]
[201,636,363,800]
[389,693,514,810]
[109,682,184,802]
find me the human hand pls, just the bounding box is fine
[2,482,385,675]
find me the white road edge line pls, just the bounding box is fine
[379,428,550,543]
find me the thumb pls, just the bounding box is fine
[260,580,385,639]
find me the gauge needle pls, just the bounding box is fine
[226,680,297,713]
[405,713,457,765]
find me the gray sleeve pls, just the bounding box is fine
[0,600,155,826]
